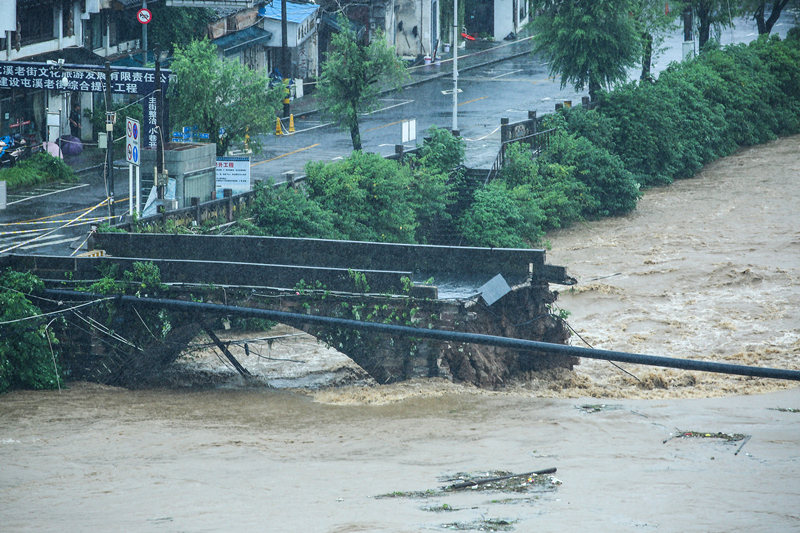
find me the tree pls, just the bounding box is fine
[530,1,641,101]
[685,1,740,49]
[147,5,215,53]
[633,0,681,80]
[458,180,545,248]
[248,182,341,239]
[169,39,283,156]
[742,0,797,35]
[316,17,408,150]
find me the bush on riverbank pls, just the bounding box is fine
[245,128,463,244]
[0,269,61,393]
[239,34,800,249]
[565,34,800,188]
[0,152,79,191]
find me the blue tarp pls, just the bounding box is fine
[212,26,273,56]
[258,0,319,24]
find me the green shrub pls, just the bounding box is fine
[500,142,586,229]
[0,269,61,393]
[590,35,800,187]
[541,132,640,217]
[250,181,341,239]
[304,151,418,243]
[0,152,78,191]
[458,180,544,248]
[416,126,465,174]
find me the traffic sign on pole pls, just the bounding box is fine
[126,117,140,166]
[137,8,152,25]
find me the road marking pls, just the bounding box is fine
[0,232,64,246]
[364,99,414,115]
[0,227,50,237]
[459,96,488,107]
[252,144,320,166]
[7,183,90,206]
[19,237,78,250]
[364,120,403,133]
[491,68,523,79]
[291,121,334,134]
[0,216,109,227]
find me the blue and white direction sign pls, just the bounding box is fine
[126,117,140,166]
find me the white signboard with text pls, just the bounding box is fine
[215,157,251,197]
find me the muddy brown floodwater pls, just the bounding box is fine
[1,137,799,532]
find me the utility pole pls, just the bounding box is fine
[104,61,114,218]
[683,7,693,41]
[452,0,458,133]
[154,47,164,199]
[281,0,290,118]
[141,0,148,65]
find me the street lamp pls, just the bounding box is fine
[452,0,458,133]
[47,59,69,155]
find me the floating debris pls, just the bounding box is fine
[663,430,749,444]
[443,467,558,492]
[423,503,459,513]
[375,468,559,500]
[442,517,517,531]
[375,489,438,499]
[576,404,622,413]
[663,429,753,454]
[768,407,800,413]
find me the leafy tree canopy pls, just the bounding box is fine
[316,16,408,150]
[147,4,215,53]
[531,0,641,100]
[170,39,283,156]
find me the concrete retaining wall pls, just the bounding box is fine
[6,254,418,294]
[92,233,546,280]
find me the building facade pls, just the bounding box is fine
[1,0,151,143]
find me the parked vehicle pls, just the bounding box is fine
[0,135,32,168]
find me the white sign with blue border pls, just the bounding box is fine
[126,117,140,166]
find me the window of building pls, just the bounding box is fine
[18,3,56,45]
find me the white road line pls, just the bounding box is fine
[0,232,66,247]
[18,236,78,250]
[7,183,90,206]
[363,99,414,115]
[291,122,334,134]
[491,68,523,79]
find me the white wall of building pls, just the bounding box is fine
[494,0,530,40]
[389,0,436,59]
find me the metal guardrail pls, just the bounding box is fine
[485,127,557,184]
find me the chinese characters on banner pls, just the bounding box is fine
[0,60,171,150]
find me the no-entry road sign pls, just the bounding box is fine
[137,8,152,25]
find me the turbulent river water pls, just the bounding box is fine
[1,136,799,532]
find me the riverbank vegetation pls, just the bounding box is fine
[0,269,61,393]
[237,29,800,248]
[120,31,800,250]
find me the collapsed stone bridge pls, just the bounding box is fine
[3,233,578,388]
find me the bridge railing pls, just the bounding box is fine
[91,233,548,282]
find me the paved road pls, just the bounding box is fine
[248,11,797,180]
[1,12,795,256]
